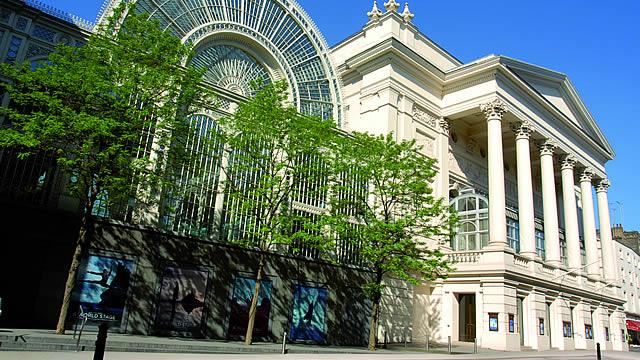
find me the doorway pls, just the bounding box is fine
[458,294,476,342]
[517,297,525,346]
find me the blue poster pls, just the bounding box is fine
[289,285,328,343]
[74,255,135,324]
[228,277,272,338]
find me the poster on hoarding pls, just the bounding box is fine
[289,285,328,343]
[74,255,135,325]
[228,277,272,338]
[155,267,208,333]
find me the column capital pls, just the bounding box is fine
[438,117,451,136]
[480,98,508,120]
[580,168,596,183]
[538,139,558,156]
[560,154,577,170]
[510,121,535,140]
[596,178,611,193]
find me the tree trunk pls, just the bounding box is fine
[367,300,380,351]
[245,254,265,345]
[55,203,94,334]
[367,269,384,351]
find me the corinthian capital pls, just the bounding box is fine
[538,139,558,156]
[510,121,535,140]
[596,178,611,193]
[480,98,508,120]
[580,168,595,183]
[560,154,577,170]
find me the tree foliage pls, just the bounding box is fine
[324,132,456,350]
[0,3,215,333]
[216,80,338,344]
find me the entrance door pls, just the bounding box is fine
[517,297,524,346]
[458,294,476,342]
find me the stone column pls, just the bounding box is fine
[539,140,561,266]
[481,99,508,249]
[579,168,601,278]
[512,121,537,258]
[596,179,617,282]
[438,118,451,201]
[560,155,582,270]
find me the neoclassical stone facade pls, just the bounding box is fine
[332,1,625,352]
[0,0,628,352]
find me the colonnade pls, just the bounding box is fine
[479,98,616,281]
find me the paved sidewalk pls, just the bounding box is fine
[0,350,638,360]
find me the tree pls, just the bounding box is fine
[324,132,456,351]
[0,4,215,334]
[217,81,337,345]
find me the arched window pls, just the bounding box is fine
[450,193,489,251]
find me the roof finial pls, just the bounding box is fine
[367,1,383,20]
[384,0,400,12]
[401,2,414,23]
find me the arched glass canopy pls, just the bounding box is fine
[99,0,343,123]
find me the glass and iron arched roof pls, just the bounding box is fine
[98,0,343,124]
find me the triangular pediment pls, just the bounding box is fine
[501,57,614,158]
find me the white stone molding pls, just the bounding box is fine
[480,98,508,120]
[596,178,611,193]
[367,1,383,20]
[384,0,400,12]
[412,105,438,129]
[401,3,414,23]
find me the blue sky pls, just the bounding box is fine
[41,0,640,231]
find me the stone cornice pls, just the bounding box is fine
[337,37,446,82]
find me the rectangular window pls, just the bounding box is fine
[535,229,545,260]
[4,35,22,63]
[563,321,573,338]
[539,318,545,336]
[507,218,520,253]
[489,313,499,332]
[560,231,568,267]
[605,327,610,341]
[585,324,593,339]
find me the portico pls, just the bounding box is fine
[331,2,625,353]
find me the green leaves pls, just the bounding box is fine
[0,3,214,217]
[324,132,455,299]
[217,81,338,253]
